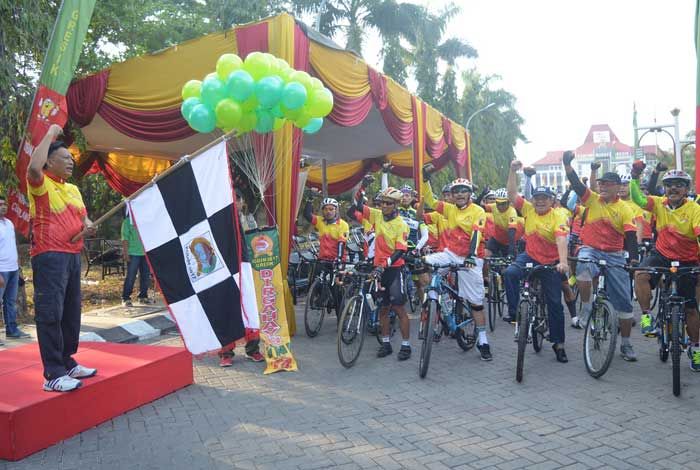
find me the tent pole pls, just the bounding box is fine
[321,158,328,196]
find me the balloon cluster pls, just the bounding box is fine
[180,52,333,135]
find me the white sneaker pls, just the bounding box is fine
[43,375,82,392]
[68,364,97,379]
[571,316,582,329]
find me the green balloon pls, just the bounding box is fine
[181,80,202,100]
[303,117,324,134]
[308,88,334,117]
[241,96,258,113]
[243,51,272,80]
[255,75,284,109]
[188,104,216,133]
[226,70,254,102]
[238,112,257,134]
[272,118,285,131]
[310,77,324,90]
[180,97,200,121]
[215,99,242,129]
[282,82,307,110]
[200,77,226,108]
[289,70,313,93]
[216,53,243,81]
[294,111,312,129]
[281,103,303,121]
[255,109,275,133]
[270,104,284,118]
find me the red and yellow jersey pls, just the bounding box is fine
[579,189,635,252]
[514,216,525,241]
[484,213,495,240]
[311,215,349,261]
[484,203,519,245]
[359,206,408,267]
[514,196,568,265]
[642,196,700,262]
[28,173,87,257]
[570,205,586,236]
[623,199,653,240]
[425,212,448,251]
[425,202,486,257]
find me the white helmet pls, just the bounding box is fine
[620,174,631,184]
[450,178,474,192]
[662,170,692,186]
[379,187,403,203]
[322,198,338,208]
[494,188,508,201]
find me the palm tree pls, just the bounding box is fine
[437,38,478,120]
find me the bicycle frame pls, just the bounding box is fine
[426,265,473,333]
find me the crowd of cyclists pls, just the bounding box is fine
[298,151,700,376]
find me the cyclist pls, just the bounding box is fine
[630,163,700,371]
[483,188,519,258]
[422,177,492,360]
[505,161,570,363]
[350,187,412,360]
[562,151,639,361]
[303,193,349,263]
[618,174,651,246]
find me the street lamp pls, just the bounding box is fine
[465,102,496,131]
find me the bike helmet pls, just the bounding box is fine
[620,173,631,184]
[373,190,382,202]
[441,183,452,194]
[400,184,413,194]
[450,178,473,192]
[380,187,403,203]
[494,188,508,201]
[662,169,691,186]
[321,197,339,208]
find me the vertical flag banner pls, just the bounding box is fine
[128,142,259,355]
[245,227,298,374]
[9,0,96,236]
[695,0,700,193]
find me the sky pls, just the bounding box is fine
[359,0,697,164]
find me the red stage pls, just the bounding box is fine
[0,342,193,461]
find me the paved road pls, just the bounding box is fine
[5,304,700,470]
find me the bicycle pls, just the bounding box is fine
[416,258,477,379]
[630,263,700,396]
[514,263,556,383]
[485,256,510,331]
[571,257,625,379]
[337,261,376,368]
[304,260,344,337]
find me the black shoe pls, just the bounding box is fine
[553,345,568,363]
[397,345,411,361]
[377,343,393,358]
[6,329,30,339]
[433,333,441,343]
[477,343,492,361]
[502,315,516,323]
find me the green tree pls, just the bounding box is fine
[436,38,477,121]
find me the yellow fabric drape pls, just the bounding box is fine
[412,98,425,196]
[385,77,413,123]
[269,13,297,334]
[308,42,370,98]
[450,121,466,150]
[425,105,445,143]
[307,160,365,184]
[104,31,239,110]
[385,150,413,167]
[104,153,172,183]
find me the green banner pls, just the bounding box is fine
[39,0,96,93]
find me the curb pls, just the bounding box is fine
[79,314,178,344]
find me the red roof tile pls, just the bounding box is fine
[532,150,565,166]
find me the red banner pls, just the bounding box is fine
[9,86,69,236]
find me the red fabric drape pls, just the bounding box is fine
[290,23,309,235]
[307,159,382,193]
[327,91,373,127]
[78,153,143,195]
[235,22,269,59]
[99,102,196,142]
[66,70,109,127]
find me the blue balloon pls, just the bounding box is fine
[254,75,284,109]
[226,70,255,102]
[282,82,307,110]
[302,117,324,135]
[188,104,216,133]
[255,109,275,133]
[180,97,200,121]
[200,77,226,108]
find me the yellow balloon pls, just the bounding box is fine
[216,53,243,81]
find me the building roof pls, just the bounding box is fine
[532,150,565,166]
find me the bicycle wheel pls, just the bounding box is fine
[304,279,326,337]
[532,305,546,353]
[658,303,669,362]
[487,272,497,332]
[455,303,476,351]
[650,284,660,312]
[583,300,618,378]
[671,305,682,396]
[419,300,438,379]
[406,274,417,313]
[337,295,367,368]
[516,300,531,383]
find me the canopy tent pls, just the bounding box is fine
[64,13,472,324]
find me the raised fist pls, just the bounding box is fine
[361,174,375,187]
[562,151,575,166]
[47,124,64,139]
[631,160,646,178]
[655,162,669,172]
[422,162,435,182]
[523,166,536,177]
[381,162,394,173]
[590,162,601,171]
[510,160,523,172]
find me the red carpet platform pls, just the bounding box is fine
[0,342,193,461]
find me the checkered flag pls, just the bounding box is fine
[128,142,259,355]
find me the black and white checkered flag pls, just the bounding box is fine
[128,142,259,355]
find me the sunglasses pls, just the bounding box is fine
[452,189,471,194]
[664,182,687,189]
[380,201,395,206]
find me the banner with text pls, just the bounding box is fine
[245,227,298,374]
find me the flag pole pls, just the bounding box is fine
[71,130,239,242]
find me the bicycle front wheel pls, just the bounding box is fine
[532,305,546,353]
[337,295,367,368]
[419,300,438,379]
[515,300,531,383]
[304,279,326,337]
[455,302,476,351]
[671,306,682,396]
[583,300,618,378]
[487,273,497,332]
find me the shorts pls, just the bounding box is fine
[424,249,484,306]
[640,250,698,309]
[379,267,406,307]
[575,246,632,314]
[486,238,510,257]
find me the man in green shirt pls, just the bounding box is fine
[121,211,151,306]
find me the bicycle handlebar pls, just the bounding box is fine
[629,266,700,276]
